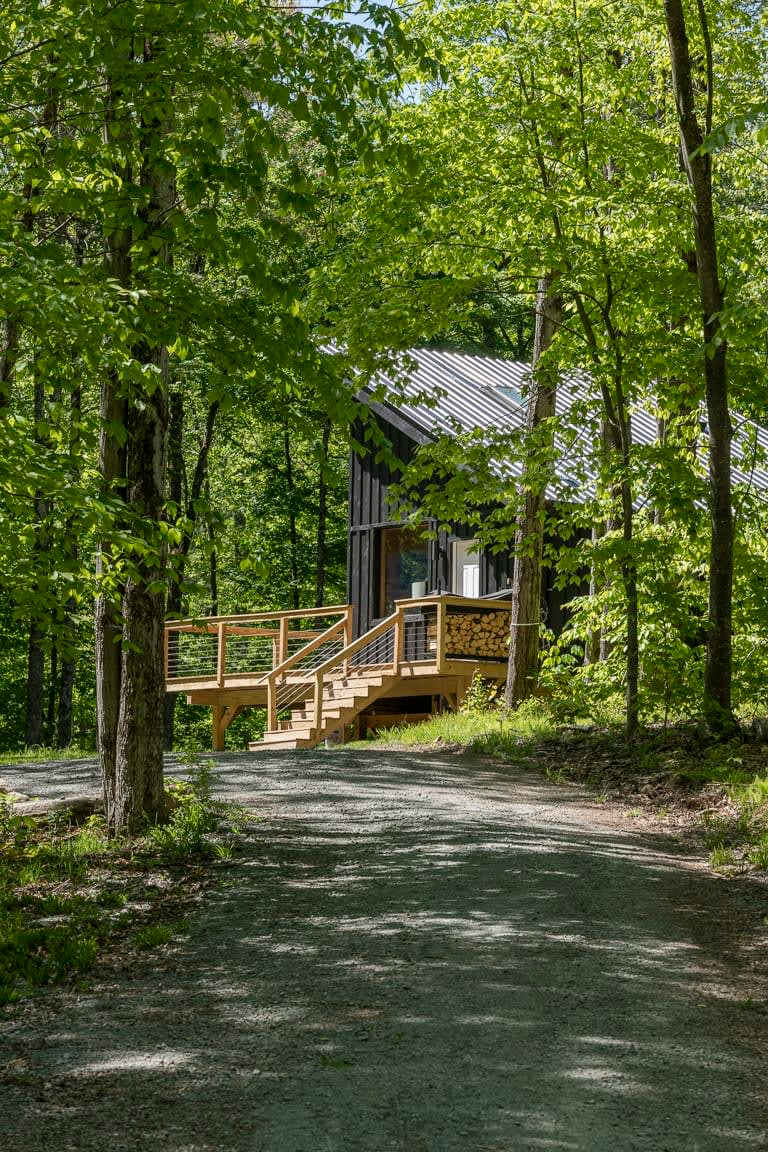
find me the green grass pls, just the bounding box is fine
[352,699,556,756]
[0,761,253,1005]
[0,745,96,767]
[134,920,186,951]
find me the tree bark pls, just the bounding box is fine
[25,369,50,746]
[164,392,219,749]
[664,0,734,731]
[284,428,300,609]
[0,319,19,411]
[113,340,169,829]
[98,35,175,830]
[207,479,218,615]
[56,229,85,750]
[163,388,184,750]
[505,276,562,706]
[315,418,331,607]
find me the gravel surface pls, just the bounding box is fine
[2,747,768,1151]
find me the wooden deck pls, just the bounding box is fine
[164,595,512,750]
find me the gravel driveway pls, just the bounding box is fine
[2,747,767,1151]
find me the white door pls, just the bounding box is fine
[453,539,480,598]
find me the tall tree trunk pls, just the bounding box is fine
[207,480,218,615]
[46,641,58,743]
[284,428,299,609]
[163,393,219,749]
[664,0,734,731]
[26,370,49,746]
[163,388,184,750]
[600,368,638,737]
[56,229,85,750]
[98,36,175,831]
[113,341,169,829]
[315,418,331,607]
[506,276,562,706]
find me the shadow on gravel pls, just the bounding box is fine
[1,749,767,1152]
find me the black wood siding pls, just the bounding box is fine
[348,411,516,636]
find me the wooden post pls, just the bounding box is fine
[313,671,323,732]
[163,626,169,682]
[278,617,289,666]
[216,621,226,687]
[436,599,446,672]
[393,605,403,674]
[212,703,226,751]
[342,606,353,677]
[267,677,277,732]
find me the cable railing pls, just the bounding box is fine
[274,630,348,715]
[164,605,350,688]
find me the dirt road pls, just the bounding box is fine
[2,748,767,1150]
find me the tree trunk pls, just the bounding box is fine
[164,393,219,749]
[96,58,132,824]
[25,368,50,746]
[315,418,331,607]
[664,0,734,731]
[284,428,300,609]
[583,522,602,665]
[505,276,562,706]
[56,230,84,751]
[113,341,169,829]
[98,36,174,831]
[207,480,218,615]
[57,655,75,749]
[45,642,58,744]
[0,319,19,410]
[25,623,45,746]
[163,388,184,750]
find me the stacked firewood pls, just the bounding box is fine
[446,610,509,660]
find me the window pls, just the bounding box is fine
[380,525,429,614]
[452,538,480,598]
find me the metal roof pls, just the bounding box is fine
[359,346,768,500]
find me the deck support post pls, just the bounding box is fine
[212,703,226,751]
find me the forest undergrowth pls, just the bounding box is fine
[0,758,256,1005]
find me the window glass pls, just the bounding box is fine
[380,526,429,614]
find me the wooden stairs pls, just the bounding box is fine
[164,594,513,752]
[253,667,397,750]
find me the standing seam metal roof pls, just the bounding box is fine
[361,346,768,499]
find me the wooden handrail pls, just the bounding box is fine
[165,605,348,628]
[311,608,400,681]
[311,607,401,733]
[267,616,348,686]
[266,610,352,730]
[394,594,514,611]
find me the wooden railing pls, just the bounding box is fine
[165,594,514,737]
[164,605,353,688]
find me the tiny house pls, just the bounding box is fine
[347,346,572,640]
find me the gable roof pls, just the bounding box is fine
[359,346,768,499]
